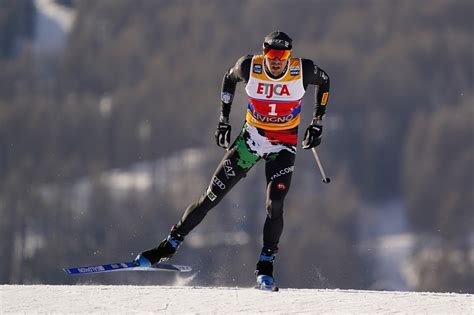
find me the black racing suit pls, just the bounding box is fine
[175,55,330,251]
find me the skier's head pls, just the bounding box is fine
[263,31,293,51]
[262,31,292,76]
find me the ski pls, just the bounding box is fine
[63,261,192,275]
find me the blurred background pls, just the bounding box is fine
[1,0,472,293]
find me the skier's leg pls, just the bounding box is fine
[262,149,295,249]
[256,149,295,283]
[136,126,261,265]
[176,142,258,235]
[176,125,262,234]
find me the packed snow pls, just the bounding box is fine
[1,285,472,314]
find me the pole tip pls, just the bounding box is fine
[322,178,331,184]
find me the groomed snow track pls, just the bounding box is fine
[1,285,472,314]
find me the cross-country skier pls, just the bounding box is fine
[135,31,330,290]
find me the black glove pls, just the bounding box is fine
[215,122,231,149]
[302,123,323,149]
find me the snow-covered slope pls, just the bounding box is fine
[1,285,472,314]
[33,0,75,52]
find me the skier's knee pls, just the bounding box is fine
[266,199,283,219]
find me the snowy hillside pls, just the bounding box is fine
[1,285,472,314]
[33,0,75,52]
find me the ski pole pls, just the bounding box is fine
[311,148,330,184]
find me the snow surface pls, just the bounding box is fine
[1,285,472,314]
[35,0,75,32]
[33,0,75,52]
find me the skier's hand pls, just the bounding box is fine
[215,122,231,149]
[302,123,323,149]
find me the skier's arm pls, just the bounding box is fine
[301,59,330,149]
[219,55,252,123]
[302,59,330,123]
[216,55,252,148]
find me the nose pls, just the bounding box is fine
[270,58,283,65]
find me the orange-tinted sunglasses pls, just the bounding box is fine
[263,47,291,60]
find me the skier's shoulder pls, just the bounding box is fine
[301,58,329,84]
[231,55,254,82]
[235,54,254,70]
[301,58,317,73]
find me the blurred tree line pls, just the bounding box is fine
[0,0,472,292]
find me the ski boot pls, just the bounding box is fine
[255,247,279,291]
[134,225,184,267]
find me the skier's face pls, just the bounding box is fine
[263,47,290,76]
[265,57,289,77]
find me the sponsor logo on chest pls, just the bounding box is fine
[257,82,290,99]
[253,64,262,74]
[290,66,300,76]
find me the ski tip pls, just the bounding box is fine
[173,265,193,272]
[152,263,192,272]
[177,266,192,272]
